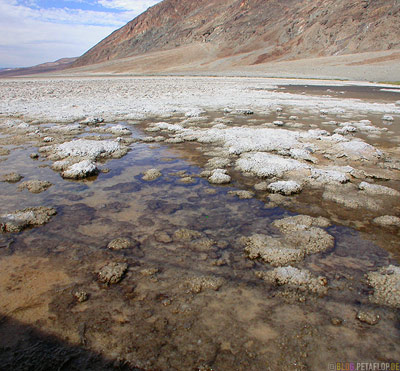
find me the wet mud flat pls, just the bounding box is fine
[277,84,400,104]
[0,81,400,370]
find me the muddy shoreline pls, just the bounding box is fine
[0,77,399,370]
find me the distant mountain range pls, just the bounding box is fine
[0,57,76,77]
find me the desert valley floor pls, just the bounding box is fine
[0,76,399,370]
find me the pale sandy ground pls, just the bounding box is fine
[44,45,400,83]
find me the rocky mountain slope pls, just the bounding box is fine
[72,0,400,69]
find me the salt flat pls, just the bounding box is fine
[0,77,399,123]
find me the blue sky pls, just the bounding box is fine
[0,0,162,68]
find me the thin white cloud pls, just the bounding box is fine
[0,0,162,67]
[0,20,115,67]
[0,0,136,27]
[20,0,39,8]
[98,0,159,12]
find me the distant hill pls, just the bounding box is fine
[72,0,400,70]
[0,57,77,78]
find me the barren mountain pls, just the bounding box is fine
[73,0,400,70]
[0,58,77,78]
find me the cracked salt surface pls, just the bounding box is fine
[0,77,399,123]
[55,139,121,160]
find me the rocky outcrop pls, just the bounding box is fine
[0,207,57,233]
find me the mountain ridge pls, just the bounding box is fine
[72,0,400,69]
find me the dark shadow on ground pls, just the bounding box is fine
[0,316,145,371]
